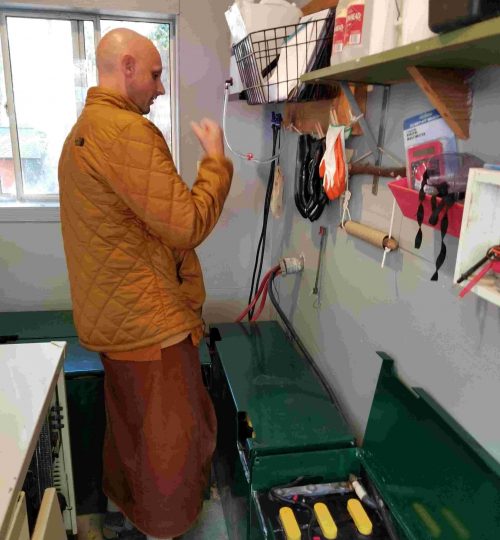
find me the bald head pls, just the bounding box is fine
[96,28,165,114]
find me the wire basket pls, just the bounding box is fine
[233,10,336,105]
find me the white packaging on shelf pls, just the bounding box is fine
[400,0,436,46]
[225,0,302,44]
[342,0,399,62]
[330,0,350,65]
[266,9,331,102]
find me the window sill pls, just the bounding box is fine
[0,203,60,223]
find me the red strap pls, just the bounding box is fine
[459,261,499,298]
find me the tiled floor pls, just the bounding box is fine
[182,490,229,540]
[76,489,229,540]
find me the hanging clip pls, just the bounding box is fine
[272,112,283,128]
[312,227,328,308]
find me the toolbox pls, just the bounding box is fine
[209,321,500,539]
[208,321,356,540]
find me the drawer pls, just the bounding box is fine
[31,488,66,540]
[5,492,29,540]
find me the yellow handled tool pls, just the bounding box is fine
[279,507,302,540]
[314,502,338,539]
[347,498,373,535]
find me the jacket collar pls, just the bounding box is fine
[85,86,143,115]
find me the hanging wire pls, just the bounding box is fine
[223,81,280,164]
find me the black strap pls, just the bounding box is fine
[431,193,455,281]
[414,172,428,249]
[429,183,448,226]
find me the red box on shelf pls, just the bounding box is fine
[388,178,464,238]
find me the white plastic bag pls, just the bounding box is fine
[225,0,302,44]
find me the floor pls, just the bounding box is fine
[75,487,229,540]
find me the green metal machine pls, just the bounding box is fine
[209,321,500,540]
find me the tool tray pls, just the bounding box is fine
[256,488,389,540]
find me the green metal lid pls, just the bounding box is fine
[362,355,500,540]
[213,321,355,456]
[199,339,211,366]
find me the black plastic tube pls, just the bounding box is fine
[267,269,347,422]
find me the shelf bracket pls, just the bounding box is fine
[407,66,473,140]
[339,81,378,157]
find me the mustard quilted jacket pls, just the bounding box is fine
[58,87,233,352]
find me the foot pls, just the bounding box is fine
[103,511,126,533]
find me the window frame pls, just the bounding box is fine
[0,8,178,222]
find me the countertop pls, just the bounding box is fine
[0,341,66,538]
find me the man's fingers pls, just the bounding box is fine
[191,121,205,142]
[191,118,225,157]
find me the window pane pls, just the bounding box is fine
[0,40,15,198]
[7,17,78,196]
[100,20,172,149]
[84,21,97,88]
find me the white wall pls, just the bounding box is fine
[3,0,179,17]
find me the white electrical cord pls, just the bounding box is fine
[223,82,280,164]
[341,162,352,228]
[381,198,397,269]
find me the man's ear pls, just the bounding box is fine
[122,54,135,77]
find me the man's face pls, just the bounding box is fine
[127,46,165,114]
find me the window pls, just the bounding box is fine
[0,10,175,213]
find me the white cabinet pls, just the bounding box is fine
[32,489,67,540]
[455,168,500,305]
[5,492,29,540]
[0,342,77,538]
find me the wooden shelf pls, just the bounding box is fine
[301,16,500,86]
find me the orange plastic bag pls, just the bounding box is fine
[319,125,347,201]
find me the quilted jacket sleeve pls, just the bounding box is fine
[106,117,233,249]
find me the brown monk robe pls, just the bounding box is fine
[101,338,217,538]
[58,26,232,540]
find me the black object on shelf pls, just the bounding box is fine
[233,9,337,105]
[429,0,500,33]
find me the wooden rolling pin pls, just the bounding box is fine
[343,220,399,251]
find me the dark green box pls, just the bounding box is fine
[209,321,356,540]
[209,322,500,540]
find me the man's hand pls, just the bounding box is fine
[191,118,225,159]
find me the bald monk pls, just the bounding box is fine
[58,29,233,540]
